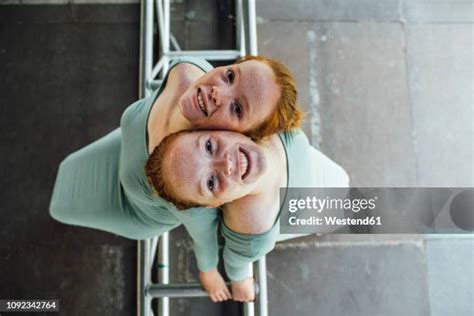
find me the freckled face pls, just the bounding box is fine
[162,131,267,207]
[178,60,281,133]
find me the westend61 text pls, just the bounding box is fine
[288,216,382,226]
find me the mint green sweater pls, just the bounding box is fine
[50,57,220,272]
[220,130,350,281]
[49,57,349,281]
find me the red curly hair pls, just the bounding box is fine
[235,55,305,139]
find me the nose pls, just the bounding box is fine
[215,152,233,176]
[211,86,231,107]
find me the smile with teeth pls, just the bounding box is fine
[197,89,208,116]
[239,150,249,179]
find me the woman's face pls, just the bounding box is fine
[178,60,281,133]
[162,131,267,207]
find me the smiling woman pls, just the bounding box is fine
[145,128,350,301]
[178,59,281,133]
[145,55,304,155]
[146,130,271,209]
[49,55,304,303]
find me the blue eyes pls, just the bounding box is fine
[205,140,213,155]
[205,139,215,192]
[233,102,242,118]
[207,175,215,191]
[226,69,235,83]
[225,68,243,119]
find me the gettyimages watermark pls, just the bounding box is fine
[279,188,474,234]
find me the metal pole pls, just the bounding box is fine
[142,0,154,98]
[138,240,152,316]
[138,1,154,315]
[150,236,158,266]
[236,0,246,57]
[148,282,258,298]
[157,1,170,314]
[170,34,181,51]
[151,57,167,85]
[165,50,241,59]
[243,263,255,316]
[148,283,224,298]
[157,0,170,75]
[164,0,170,43]
[139,0,154,98]
[256,257,268,316]
[156,0,166,59]
[247,0,258,56]
[158,233,170,316]
[138,0,145,98]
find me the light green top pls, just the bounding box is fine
[221,130,350,281]
[50,57,220,272]
[120,57,220,272]
[49,56,348,281]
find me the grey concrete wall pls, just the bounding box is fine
[269,236,430,316]
[257,0,473,188]
[425,236,474,316]
[0,4,140,315]
[255,0,474,315]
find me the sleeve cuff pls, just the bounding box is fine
[195,251,219,273]
[225,263,251,282]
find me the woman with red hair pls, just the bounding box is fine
[50,56,304,302]
[145,129,349,301]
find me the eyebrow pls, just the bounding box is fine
[236,65,250,119]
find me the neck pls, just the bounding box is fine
[163,63,205,134]
[249,135,286,196]
[166,102,193,133]
[222,135,287,234]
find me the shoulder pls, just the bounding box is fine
[165,58,213,92]
[280,129,350,187]
[224,194,280,234]
[279,128,310,149]
[170,62,206,75]
[168,62,205,89]
[307,147,350,187]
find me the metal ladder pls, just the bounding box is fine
[137,1,268,315]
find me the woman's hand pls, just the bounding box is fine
[231,277,255,302]
[199,268,232,303]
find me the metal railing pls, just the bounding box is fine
[138,1,267,315]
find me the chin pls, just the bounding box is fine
[179,95,203,125]
[178,97,193,121]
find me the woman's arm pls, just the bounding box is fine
[219,192,281,301]
[179,208,231,302]
[221,221,277,302]
[222,235,276,279]
[180,209,220,271]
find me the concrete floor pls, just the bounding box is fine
[1,0,473,315]
[255,1,473,315]
[0,4,141,315]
